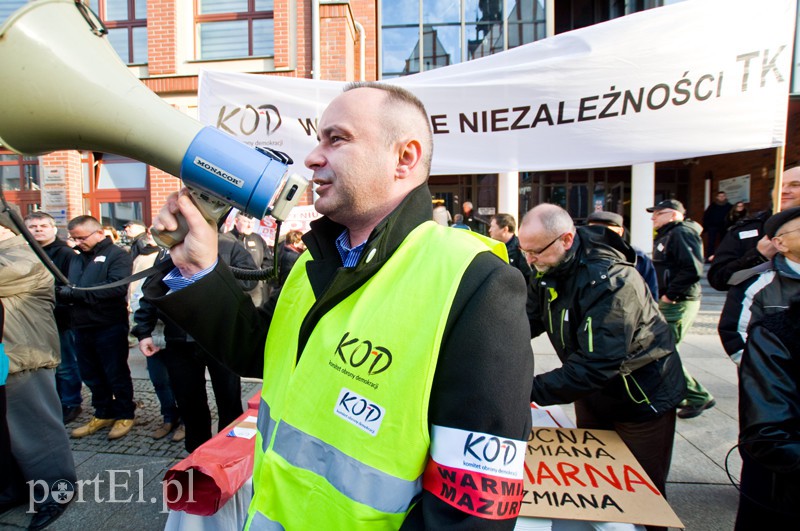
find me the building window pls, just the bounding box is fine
[0,150,41,215]
[82,152,151,225]
[196,0,274,60]
[381,0,547,79]
[89,0,148,64]
[0,152,39,192]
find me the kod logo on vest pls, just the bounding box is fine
[334,332,393,376]
[334,388,385,436]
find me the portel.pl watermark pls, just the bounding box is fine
[26,469,195,514]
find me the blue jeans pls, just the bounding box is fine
[74,323,135,420]
[55,327,82,408]
[146,351,179,424]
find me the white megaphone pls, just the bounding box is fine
[0,0,307,246]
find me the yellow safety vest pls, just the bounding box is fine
[246,221,506,530]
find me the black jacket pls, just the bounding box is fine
[504,234,531,283]
[43,238,77,329]
[144,184,534,530]
[133,235,258,343]
[652,220,703,301]
[528,226,686,422]
[718,254,800,363]
[707,210,771,291]
[738,304,800,516]
[277,243,301,287]
[230,228,273,270]
[63,237,132,329]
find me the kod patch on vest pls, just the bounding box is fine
[334,387,385,436]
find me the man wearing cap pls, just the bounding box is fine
[708,165,800,290]
[648,199,714,419]
[717,206,800,529]
[718,206,800,364]
[586,211,658,299]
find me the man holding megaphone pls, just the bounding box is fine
[144,83,534,530]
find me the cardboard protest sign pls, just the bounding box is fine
[519,428,683,529]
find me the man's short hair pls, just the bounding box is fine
[492,213,516,234]
[285,230,303,245]
[23,211,56,225]
[343,81,433,177]
[68,215,102,231]
[524,204,576,236]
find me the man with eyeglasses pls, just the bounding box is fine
[57,215,135,441]
[717,206,800,529]
[648,199,714,420]
[520,204,685,522]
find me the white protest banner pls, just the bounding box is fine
[199,0,795,175]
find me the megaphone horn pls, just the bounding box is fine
[0,0,305,243]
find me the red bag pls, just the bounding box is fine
[163,393,261,515]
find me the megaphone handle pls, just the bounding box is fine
[151,188,230,248]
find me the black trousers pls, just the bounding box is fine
[575,400,677,531]
[160,340,243,452]
[735,450,800,530]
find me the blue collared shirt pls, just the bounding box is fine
[335,230,367,268]
[163,259,219,292]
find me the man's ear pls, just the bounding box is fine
[562,231,576,250]
[772,236,789,254]
[395,139,423,181]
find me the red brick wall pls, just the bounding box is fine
[148,0,177,75]
[40,151,84,220]
[350,0,378,81]
[320,3,356,81]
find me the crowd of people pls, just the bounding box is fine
[2,81,799,529]
[0,205,304,529]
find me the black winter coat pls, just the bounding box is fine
[528,226,686,422]
[707,210,771,291]
[43,238,77,329]
[64,237,132,329]
[738,304,800,517]
[133,235,258,343]
[652,220,703,301]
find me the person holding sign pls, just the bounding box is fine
[147,83,534,529]
[520,204,686,531]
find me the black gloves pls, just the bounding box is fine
[56,285,85,302]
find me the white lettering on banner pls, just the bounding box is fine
[739,229,759,240]
[430,425,526,480]
[199,0,795,175]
